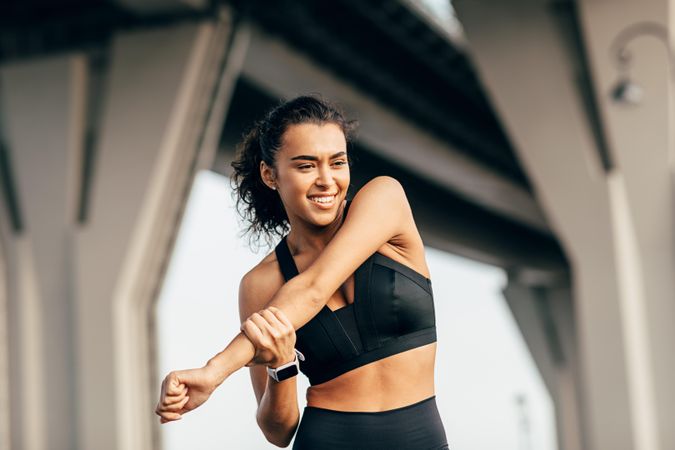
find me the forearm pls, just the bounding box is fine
[205,332,256,385]
[207,276,324,382]
[256,377,300,447]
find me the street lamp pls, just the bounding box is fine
[609,21,674,105]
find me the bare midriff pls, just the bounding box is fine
[304,342,436,412]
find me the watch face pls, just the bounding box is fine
[276,364,299,381]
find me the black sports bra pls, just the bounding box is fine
[274,201,437,385]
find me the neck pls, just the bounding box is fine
[285,200,347,255]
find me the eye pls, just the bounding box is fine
[333,160,348,166]
[298,164,313,170]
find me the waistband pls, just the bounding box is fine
[304,395,436,416]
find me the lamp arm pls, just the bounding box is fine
[609,21,675,76]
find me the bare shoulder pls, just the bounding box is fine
[238,250,286,321]
[355,176,408,206]
[351,176,418,244]
[352,176,427,273]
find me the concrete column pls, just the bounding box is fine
[577,2,675,449]
[454,1,635,448]
[75,17,238,450]
[503,274,583,450]
[0,10,242,449]
[1,54,86,450]
[0,201,11,450]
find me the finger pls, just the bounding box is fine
[166,384,188,398]
[162,396,190,413]
[159,411,182,422]
[161,388,188,407]
[166,374,186,396]
[249,313,276,337]
[260,309,285,330]
[156,397,185,415]
[164,385,186,402]
[241,320,265,344]
[157,384,187,408]
[179,396,196,414]
[241,319,263,342]
[268,307,294,329]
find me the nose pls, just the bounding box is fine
[315,164,335,188]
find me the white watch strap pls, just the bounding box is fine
[266,349,304,381]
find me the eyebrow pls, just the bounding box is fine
[290,151,347,161]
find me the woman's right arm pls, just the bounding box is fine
[156,177,414,424]
[239,269,300,448]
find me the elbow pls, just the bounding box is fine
[256,411,299,448]
[260,423,298,448]
[307,281,326,310]
[266,434,294,448]
[284,276,327,323]
[293,274,325,309]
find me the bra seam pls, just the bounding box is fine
[372,255,432,294]
[366,256,381,350]
[333,312,359,354]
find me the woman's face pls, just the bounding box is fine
[265,122,350,228]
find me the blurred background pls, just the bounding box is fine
[0,1,673,450]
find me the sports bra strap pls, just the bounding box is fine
[275,236,299,282]
[275,199,351,283]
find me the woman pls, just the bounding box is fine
[155,96,449,449]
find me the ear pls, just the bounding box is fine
[259,161,277,190]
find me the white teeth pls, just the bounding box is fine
[309,195,335,204]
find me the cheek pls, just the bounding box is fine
[281,174,313,198]
[337,169,350,186]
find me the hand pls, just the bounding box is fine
[155,365,220,424]
[241,306,296,368]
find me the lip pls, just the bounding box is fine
[307,193,338,209]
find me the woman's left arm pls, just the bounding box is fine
[156,176,418,420]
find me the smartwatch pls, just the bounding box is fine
[266,349,305,382]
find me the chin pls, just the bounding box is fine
[296,195,344,225]
[307,204,342,224]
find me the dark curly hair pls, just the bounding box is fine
[230,95,358,250]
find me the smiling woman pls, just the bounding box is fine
[259,122,350,222]
[229,96,357,249]
[155,96,449,450]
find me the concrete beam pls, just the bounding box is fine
[240,24,552,234]
[114,0,209,15]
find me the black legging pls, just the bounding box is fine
[292,396,449,450]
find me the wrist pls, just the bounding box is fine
[204,359,229,387]
[266,349,304,383]
[206,332,256,385]
[268,352,297,369]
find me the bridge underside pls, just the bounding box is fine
[0,1,673,450]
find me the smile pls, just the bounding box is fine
[308,194,337,207]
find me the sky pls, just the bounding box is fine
[155,170,557,450]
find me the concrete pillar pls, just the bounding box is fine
[577,2,675,449]
[1,54,85,450]
[0,10,242,449]
[504,273,583,450]
[0,187,12,450]
[454,1,635,448]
